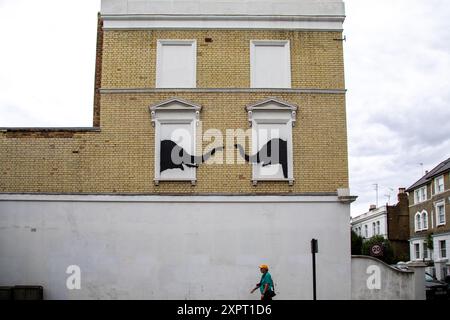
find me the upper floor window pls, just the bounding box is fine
[241,98,297,185]
[414,186,427,204]
[422,211,428,230]
[434,176,444,194]
[364,225,368,238]
[435,201,446,226]
[250,40,291,88]
[156,40,197,88]
[150,98,201,185]
[372,222,376,236]
[376,221,380,235]
[415,213,422,231]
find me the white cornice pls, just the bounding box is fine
[0,193,343,203]
[101,0,346,17]
[101,14,345,31]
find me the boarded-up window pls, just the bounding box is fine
[156,40,197,88]
[250,40,291,88]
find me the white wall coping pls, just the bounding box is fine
[101,0,346,17]
[100,1,345,31]
[0,193,344,203]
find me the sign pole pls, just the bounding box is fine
[311,239,318,300]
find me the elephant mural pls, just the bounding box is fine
[234,138,289,179]
[160,140,223,173]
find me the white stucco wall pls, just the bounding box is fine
[100,0,346,31]
[101,0,346,16]
[0,194,351,300]
[351,256,423,300]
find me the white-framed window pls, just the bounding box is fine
[156,40,197,88]
[244,98,297,185]
[439,240,447,258]
[421,211,428,230]
[435,201,446,226]
[372,222,376,236]
[415,212,422,231]
[434,176,444,194]
[414,243,420,260]
[150,98,201,184]
[376,221,380,235]
[364,225,368,238]
[414,186,427,204]
[250,40,291,88]
[423,242,428,259]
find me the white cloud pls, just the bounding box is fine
[0,0,100,127]
[345,0,450,216]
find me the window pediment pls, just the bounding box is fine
[149,98,202,127]
[246,98,298,127]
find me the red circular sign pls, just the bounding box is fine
[371,244,383,256]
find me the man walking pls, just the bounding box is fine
[250,264,275,301]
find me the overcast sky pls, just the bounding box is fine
[1,0,449,217]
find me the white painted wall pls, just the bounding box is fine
[101,0,346,16]
[351,256,425,300]
[0,195,351,300]
[432,233,450,280]
[351,208,387,239]
[100,0,346,31]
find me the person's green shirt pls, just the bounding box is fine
[259,272,274,294]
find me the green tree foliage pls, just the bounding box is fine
[426,233,434,250]
[362,235,395,264]
[351,230,363,255]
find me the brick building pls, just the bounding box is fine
[351,189,410,262]
[0,0,355,299]
[407,157,450,280]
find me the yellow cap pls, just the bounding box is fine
[259,264,269,270]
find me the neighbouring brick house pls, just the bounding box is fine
[351,188,410,262]
[407,157,450,280]
[0,0,355,299]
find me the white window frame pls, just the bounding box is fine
[415,212,422,232]
[156,40,197,89]
[414,186,427,204]
[364,225,368,238]
[414,243,420,260]
[440,240,447,259]
[435,175,444,194]
[250,40,291,89]
[246,99,297,185]
[372,222,376,236]
[423,242,428,259]
[376,221,380,235]
[435,201,446,226]
[150,98,201,185]
[421,211,428,230]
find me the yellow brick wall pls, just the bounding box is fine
[101,30,345,89]
[0,30,349,194]
[0,92,348,193]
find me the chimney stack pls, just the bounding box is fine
[369,205,377,211]
[398,187,408,204]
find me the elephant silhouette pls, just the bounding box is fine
[235,138,288,179]
[160,140,223,173]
